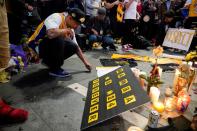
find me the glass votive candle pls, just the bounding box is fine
[164,97,175,112]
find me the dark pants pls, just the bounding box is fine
[39,37,78,71]
[109,16,123,38]
[139,20,155,40]
[184,17,197,29]
[122,19,136,45]
[89,35,115,49]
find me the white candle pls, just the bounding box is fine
[173,69,181,96]
[149,86,160,104]
[188,61,192,68]
[157,66,163,78]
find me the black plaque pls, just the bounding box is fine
[81,65,150,130]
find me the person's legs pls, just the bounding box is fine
[40,37,65,71]
[102,36,116,50]
[88,34,98,47]
[0,1,10,69]
[122,20,130,45]
[122,19,133,51]
[63,39,78,59]
[39,37,79,77]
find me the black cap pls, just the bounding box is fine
[67,8,85,24]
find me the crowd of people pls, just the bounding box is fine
[3,0,197,50]
[0,0,196,78]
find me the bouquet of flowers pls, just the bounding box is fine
[140,46,164,93]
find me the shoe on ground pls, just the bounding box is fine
[49,69,71,78]
[122,44,133,51]
[127,44,133,50]
[109,47,117,51]
[109,45,117,51]
[0,99,28,124]
[122,45,129,52]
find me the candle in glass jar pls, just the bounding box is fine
[153,102,165,113]
[177,94,191,112]
[149,86,160,104]
[164,97,175,112]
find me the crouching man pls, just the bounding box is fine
[39,8,92,77]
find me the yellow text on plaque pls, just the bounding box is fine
[92,92,99,99]
[119,79,128,86]
[107,100,117,110]
[116,68,124,74]
[89,104,99,113]
[92,87,99,94]
[93,79,99,84]
[105,76,110,80]
[88,112,98,123]
[91,97,99,105]
[107,90,113,95]
[107,93,116,102]
[117,72,126,79]
[121,85,131,94]
[105,79,112,86]
[93,82,99,88]
[124,95,136,105]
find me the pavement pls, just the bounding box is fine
[0,47,187,131]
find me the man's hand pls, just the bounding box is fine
[85,62,92,72]
[91,29,99,36]
[64,29,74,39]
[114,0,120,5]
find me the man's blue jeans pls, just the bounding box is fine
[89,35,115,49]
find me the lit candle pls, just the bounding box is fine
[149,87,160,104]
[177,92,191,112]
[164,97,175,112]
[153,102,165,113]
[164,87,175,112]
[157,66,162,78]
[188,61,193,68]
[173,69,181,96]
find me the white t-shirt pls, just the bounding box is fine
[124,0,138,20]
[44,13,78,45]
[86,0,101,16]
[186,0,192,4]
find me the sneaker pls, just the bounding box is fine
[122,45,128,51]
[49,69,71,78]
[127,44,133,50]
[109,47,117,51]
[109,45,117,51]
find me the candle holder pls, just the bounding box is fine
[164,87,175,112]
[173,63,196,96]
[176,89,191,112]
[164,97,175,112]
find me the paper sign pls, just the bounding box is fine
[163,28,195,51]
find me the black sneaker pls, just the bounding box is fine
[49,69,71,78]
[109,46,117,51]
